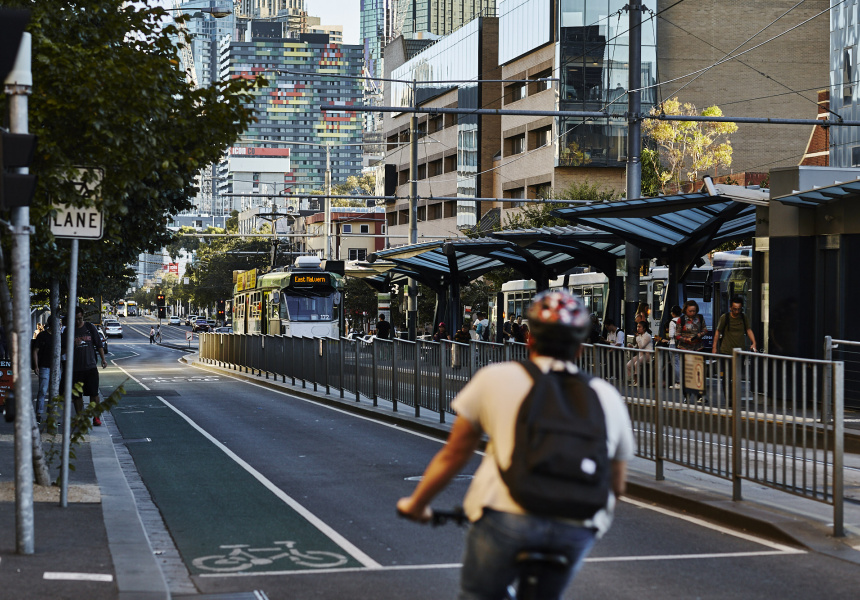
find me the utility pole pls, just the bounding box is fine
[6,32,34,554]
[625,2,643,337]
[407,80,418,340]
[324,144,332,260]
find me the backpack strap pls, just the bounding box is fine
[86,322,102,350]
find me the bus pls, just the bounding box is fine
[126,300,138,317]
[232,256,343,338]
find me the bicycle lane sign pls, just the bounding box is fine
[110,396,366,575]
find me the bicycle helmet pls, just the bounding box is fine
[525,289,590,344]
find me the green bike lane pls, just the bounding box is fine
[101,351,373,576]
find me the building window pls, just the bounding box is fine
[359,224,370,234]
[342,224,352,233]
[508,82,527,103]
[845,48,854,105]
[530,126,552,150]
[348,248,367,261]
[530,69,553,94]
[508,134,525,155]
[852,147,860,167]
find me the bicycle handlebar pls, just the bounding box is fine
[396,506,469,527]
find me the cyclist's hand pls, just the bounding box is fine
[396,497,432,523]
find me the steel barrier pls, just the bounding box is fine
[198,334,845,535]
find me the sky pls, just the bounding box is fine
[306,0,360,45]
[152,1,361,45]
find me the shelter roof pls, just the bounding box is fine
[771,178,860,207]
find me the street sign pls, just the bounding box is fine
[683,354,705,392]
[186,331,192,341]
[51,168,104,239]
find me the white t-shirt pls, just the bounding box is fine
[668,319,677,347]
[452,356,635,537]
[635,331,653,350]
[606,328,624,346]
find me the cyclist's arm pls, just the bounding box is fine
[397,416,481,522]
[611,460,628,498]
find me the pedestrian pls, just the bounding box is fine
[662,305,683,388]
[156,324,162,343]
[626,320,653,386]
[512,315,526,343]
[149,326,155,344]
[397,290,634,599]
[502,315,513,342]
[712,296,757,355]
[68,306,107,426]
[31,321,55,423]
[587,314,601,344]
[473,311,491,343]
[453,322,471,368]
[433,322,451,342]
[601,318,624,347]
[375,313,392,340]
[520,322,530,344]
[676,300,707,352]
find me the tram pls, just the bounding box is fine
[232,256,343,338]
[497,247,752,335]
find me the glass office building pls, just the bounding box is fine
[176,0,236,87]
[556,0,657,167]
[392,19,483,228]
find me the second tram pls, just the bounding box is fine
[232,256,343,338]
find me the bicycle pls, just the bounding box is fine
[403,508,572,600]
[192,540,348,572]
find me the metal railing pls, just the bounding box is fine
[199,333,845,536]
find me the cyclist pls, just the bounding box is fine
[397,290,634,600]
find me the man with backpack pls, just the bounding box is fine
[712,296,757,355]
[474,311,490,342]
[397,290,634,599]
[69,306,107,426]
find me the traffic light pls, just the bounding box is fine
[1,128,37,210]
[217,300,225,321]
[158,307,166,319]
[156,294,166,319]
[156,294,165,307]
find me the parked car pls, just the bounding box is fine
[186,314,197,326]
[103,320,123,338]
[214,326,233,333]
[193,319,210,333]
[98,329,108,353]
[168,316,181,325]
[207,318,216,328]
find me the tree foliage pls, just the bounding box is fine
[0,0,263,301]
[642,98,737,194]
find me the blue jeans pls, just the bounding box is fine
[458,509,597,600]
[34,367,51,417]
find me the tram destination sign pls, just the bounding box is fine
[291,273,331,286]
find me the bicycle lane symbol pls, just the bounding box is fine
[192,541,349,573]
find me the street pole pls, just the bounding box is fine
[6,32,34,554]
[324,145,332,260]
[407,80,418,340]
[625,3,643,338]
[60,239,79,508]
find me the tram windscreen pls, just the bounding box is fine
[281,288,339,322]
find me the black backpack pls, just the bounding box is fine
[497,361,610,520]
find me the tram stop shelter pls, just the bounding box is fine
[366,237,602,335]
[551,190,759,332]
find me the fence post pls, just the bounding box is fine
[392,340,399,412]
[654,348,665,481]
[354,339,361,402]
[470,340,476,378]
[438,342,446,423]
[324,338,330,395]
[371,339,378,407]
[732,349,743,501]
[339,337,345,398]
[414,341,420,418]
[823,336,833,424]
[833,360,844,537]
[311,338,318,392]
[504,341,511,362]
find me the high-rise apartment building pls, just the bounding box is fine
[218,27,364,212]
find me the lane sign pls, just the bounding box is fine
[51,167,104,239]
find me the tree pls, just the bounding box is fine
[314,174,377,207]
[642,98,738,194]
[0,0,262,297]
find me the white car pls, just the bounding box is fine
[168,316,181,325]
[103,320,123,338]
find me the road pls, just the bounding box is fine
[100,320,860,599]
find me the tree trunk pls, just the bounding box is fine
[30,410,51,486]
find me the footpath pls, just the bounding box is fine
[1,351,859,599]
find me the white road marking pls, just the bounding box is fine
[621,497,805,553]
[111,359,381,569]
[43,572,114,582]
